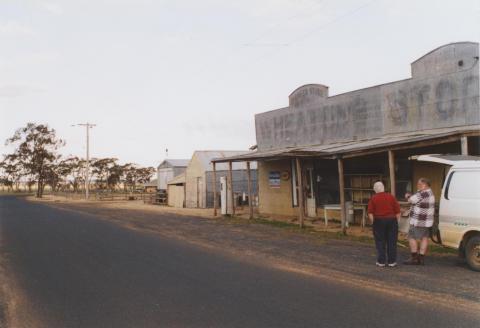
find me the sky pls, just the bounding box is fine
[1,0,479,168]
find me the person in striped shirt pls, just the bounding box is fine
[403,178,435,265]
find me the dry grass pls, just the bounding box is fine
[28,195,454,254]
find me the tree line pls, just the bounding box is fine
[0,123,155,197]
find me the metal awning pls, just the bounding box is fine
[212,124,480,163]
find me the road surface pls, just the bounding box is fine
[0,196,478,327]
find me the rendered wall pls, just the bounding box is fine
[258,160,298,217]
[255,42,480,151]
[167,185,185,208]
[185,154,206,208]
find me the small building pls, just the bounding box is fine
[167,173,186,208]
[156,159,189,191]
[184,151,257,208]
[143,179,158,193]
[213,42,480,230]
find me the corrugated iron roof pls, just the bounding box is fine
[192,150,258,171]
[157,159,190,169]
[212,125,480,162]
[167,173,186,185]
[144,179,158,187]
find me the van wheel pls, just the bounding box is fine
[465,236,480,272]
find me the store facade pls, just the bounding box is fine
[212,42,480,231]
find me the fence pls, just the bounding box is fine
[48,190,171,205]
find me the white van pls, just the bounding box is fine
[414,155,480,271]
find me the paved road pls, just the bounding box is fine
[0,196,478,328]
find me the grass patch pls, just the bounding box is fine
[251,217,305,229]
[0,191,34,195]
[218,216,305,230]
[221,215,456,255]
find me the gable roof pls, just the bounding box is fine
[167,173,186,185]
[191,151,257,171]
[157,159,190,169]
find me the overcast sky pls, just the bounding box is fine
[1,0,479,167]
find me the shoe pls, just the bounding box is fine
[376,262,386,267]
[418,254,425,265]
[403,253,420,265]
[387,262,397,267]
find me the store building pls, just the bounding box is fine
[212,42,480,230]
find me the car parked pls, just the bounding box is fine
[414,155,480,271]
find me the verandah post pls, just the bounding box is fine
[388,150,396,197]
[246,161,253,220]
[461,135,469,155]
[338,157,347,235]
[295,157,305,229]
[213,161,217,216]
[228,161,235,216]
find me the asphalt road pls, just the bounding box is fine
[0,196,478,328]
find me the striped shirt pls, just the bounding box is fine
[408,188,435,227]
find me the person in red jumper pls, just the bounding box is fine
[368,181,401,267]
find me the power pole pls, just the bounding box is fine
[72,123,96,200]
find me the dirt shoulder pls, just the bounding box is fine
[29,196,480,313]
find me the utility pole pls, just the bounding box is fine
[72,123,96,200]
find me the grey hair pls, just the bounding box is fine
[418,177,431,187]
[373,181,385,193]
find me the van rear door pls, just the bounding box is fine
[440,169,480,248]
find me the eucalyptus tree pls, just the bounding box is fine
[0,154,24,191]
[44,157,76,192]
[0,155,20,191]
[91,158,118,190]
[136,167,156,185]
[5,123,65,197]
[61,156,85,192]
[107,163,124,191]
[122,164,155,192]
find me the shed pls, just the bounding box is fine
[157,159,189,191]
[167,173,186,208]
[184,151,258,208]
[143,179,158,193]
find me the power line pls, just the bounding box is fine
[253,0,379,63]
[197,0,328,76]
[243,0,328,48]
[198,0,380,84]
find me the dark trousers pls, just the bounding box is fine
[373,218,398,264]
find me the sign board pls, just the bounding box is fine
[269,171,281,188]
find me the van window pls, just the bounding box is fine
[447,170,480,199]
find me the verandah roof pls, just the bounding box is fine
[212,124,480,163]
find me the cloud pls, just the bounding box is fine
[0,21,35,37]
[40,2,64,15]
[0,85,44,98]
